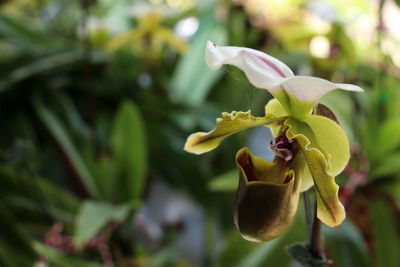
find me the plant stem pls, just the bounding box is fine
[288,192,327,266]
[309,201,323,260]
[303,191,312,237]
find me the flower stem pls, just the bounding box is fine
[303,191,312,237]
[309,201,323,260]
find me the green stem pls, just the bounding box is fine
[303,191,312,237]
[309,201,323,260]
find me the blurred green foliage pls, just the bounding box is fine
[0,0,399,266]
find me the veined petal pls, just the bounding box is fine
[288,134,345,227]
[234,148,302,242]
[184,111,278,155]
[205,41,293,89]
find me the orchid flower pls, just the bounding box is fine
[184,41,363,242]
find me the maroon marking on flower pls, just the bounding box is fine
[237,151,259,182]
[269,135,293,161]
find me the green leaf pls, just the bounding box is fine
[34,99,100,198]
[93,155,118,201]
[33,242,103,267]
[54,91,91,139]
[208,169,237,192]
[373,118,400,160]
[111,100,147,201]
[214,230,258,267]
[169,10,227,105]
[370,152,400,178]
[0,50,82,94]
[0,204,35,266]
[370,198,400,267]
[0,14,47,48]
[74,201,132,248]
[185,111,278,154]
[324,221,371,267]
[37,177,81,223]
[0,164,80,223]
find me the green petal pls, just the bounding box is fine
[234,148,303,242]
[184,111,278,154]
[265,98,288,118]
[264,98,288,137]
[300,164,314,192]
[272,89,313,120]
[285,115,350,176]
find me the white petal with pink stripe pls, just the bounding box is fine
[205,41,363,102]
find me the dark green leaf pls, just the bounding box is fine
[323,220,371,267]
[373,118,400,160]
[0,50,82,94]
[370,198,400,267]
[370,153,400,178]
[33,242,104,267]
[208,169,237,192]
[0,204,35,266]
[74,200,132,248]
[111,100,147,201]
[34,99,100,198]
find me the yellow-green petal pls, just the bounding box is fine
[285,115,350,176]
[288,134,345,227]
[184,111,278,154]
[264,98,288,137]
[303,115,350,176]
[272,89,313,120]
[299,164,314,192]
[265,98,288,118]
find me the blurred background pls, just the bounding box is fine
[0,0,400,266]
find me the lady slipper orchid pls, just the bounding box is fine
[184,41,363,242]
